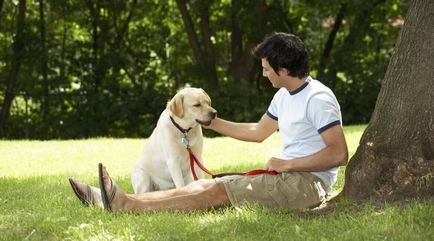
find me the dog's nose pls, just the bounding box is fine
[210,110,217,119]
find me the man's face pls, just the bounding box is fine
[261,58,283,88]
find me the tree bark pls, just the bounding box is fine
[342,0,434,201]
[0,0,26,135]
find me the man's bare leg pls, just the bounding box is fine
[123,181,230,212]
[131,179,216,200]
[101,165,231,212]
[70,178,218,208]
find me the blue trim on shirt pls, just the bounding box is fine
[289,81,309,95]
[266,110,278,120]
[318,120,341,134]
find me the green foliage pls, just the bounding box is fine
[0,0,409,138]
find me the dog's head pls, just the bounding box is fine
[167,87,217,126]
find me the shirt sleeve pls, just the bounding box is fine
[306,92,342,134]
[266,90,281,120]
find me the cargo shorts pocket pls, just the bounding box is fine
[265,174,299,208]
[284,172,323,209]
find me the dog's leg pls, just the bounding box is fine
[184,169,194,184]
[167,157,185,188]
[131,168,153,194]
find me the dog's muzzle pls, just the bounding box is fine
[196,110,217,126]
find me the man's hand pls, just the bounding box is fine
[264,157,290,173]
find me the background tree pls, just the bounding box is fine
[0,0,409,139]
[0,0,26,135]
[342,0,434,201]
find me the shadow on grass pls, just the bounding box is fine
[1,174,433,240]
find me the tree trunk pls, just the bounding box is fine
[86,0,101,92]
[60,14,67,84]
[247,0,267,86]
[39,0,49,126]
[109,0,137,92]
[229,0,268,84]
[199,4,218,88]
[317,3,346,82]
[342,0,434,201]
[228,0,243,81]
[175,0,219,88]
[112,0,137,49]
[175,0,203,63]
[324,0,385,89]
[0,0,26,135]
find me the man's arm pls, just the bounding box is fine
[265,125,348,172]
[204,114,278,143]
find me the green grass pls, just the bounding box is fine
[1,125,433,241]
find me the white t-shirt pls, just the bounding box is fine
[266,76,342,192]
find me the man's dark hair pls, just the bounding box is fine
[253,32,309,78]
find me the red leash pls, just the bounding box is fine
[187,147,278,180]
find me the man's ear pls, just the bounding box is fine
[278,68,290,76]
[167,94,184,118]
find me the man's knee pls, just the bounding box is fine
[181,181,230,211]
[184,179,215,192]
[199,181,230,207]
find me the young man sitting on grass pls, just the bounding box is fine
[69,32,348,212]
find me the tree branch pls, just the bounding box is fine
[175,0,203,63]
[317,3,346,81]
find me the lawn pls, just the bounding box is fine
[0,125,433,240]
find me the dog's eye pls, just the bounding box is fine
[193,103,201,107]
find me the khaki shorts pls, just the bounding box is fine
[218,172,328,209]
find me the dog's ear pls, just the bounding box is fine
[168,94,184,118]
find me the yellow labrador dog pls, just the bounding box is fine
[131,87,217,193]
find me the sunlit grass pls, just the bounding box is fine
[1,124,433,240]
[0,125,364,177]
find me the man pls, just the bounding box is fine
[69,32,348,212]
